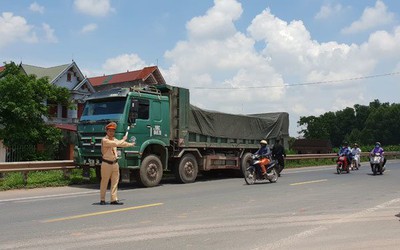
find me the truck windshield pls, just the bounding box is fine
[80,98,126,121]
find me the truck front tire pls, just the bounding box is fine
[138,154,163,187]
[174,153,198,183]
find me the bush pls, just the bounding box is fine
[0,169,98,191]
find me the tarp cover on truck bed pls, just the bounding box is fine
[189,105,289,140]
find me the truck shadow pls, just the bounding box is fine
[75,170,243,190]
[121,170,243,189]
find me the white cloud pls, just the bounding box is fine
[161,1,400,136]
[42,23,58,43]
[102,54,147,74]
[0,12,38,48]
[315,3,343,20]
[92,0,400,137]
[74,0,115,17]
[164,1,285,111]
[186,0,242,40]
[361,27,400,58]
[81,23,98,34]
[342,0,395,34]
[247,8,372,81]
[29,2,45,14]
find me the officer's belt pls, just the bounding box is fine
[102,158,118,164]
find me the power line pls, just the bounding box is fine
[193,71,400,90]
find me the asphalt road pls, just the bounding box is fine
[1,160,400,250]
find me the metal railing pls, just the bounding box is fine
[5,145,36,162]
[286,151,400,160]
[0,160,75,184]
[0,152,398,183]
[0,160,75,172]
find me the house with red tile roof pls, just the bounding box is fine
[88,66,166,92]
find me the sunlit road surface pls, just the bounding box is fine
[1,161,399,250]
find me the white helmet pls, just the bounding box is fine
[260,140,268,145]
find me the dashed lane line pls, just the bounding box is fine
[43,203,164,223]
[290,179,328,186]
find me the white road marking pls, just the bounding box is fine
[265,197,400,249]
[0,190,99,203]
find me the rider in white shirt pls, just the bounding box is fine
[351,143,362,167]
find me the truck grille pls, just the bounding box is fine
[80,134,103,153]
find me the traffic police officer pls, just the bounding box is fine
[100,122,135,205]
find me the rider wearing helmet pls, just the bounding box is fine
[370,142,387,167]
[255,140,271,176]
[339,142,352,166]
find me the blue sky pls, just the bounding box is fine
[1,0,400,137]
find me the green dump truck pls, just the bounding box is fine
[74,84,289,187]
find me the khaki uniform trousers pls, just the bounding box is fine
[100,162,120,202]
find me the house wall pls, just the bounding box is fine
[53,70,81,90]
[68,104,78,119]
[50,70,91,123]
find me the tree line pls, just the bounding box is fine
[298,99,400,148]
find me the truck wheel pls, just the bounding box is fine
[174,153,198,183]
[139,154,163,187]
[241,153,253,177]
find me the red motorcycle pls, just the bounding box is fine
[336,154,350,174]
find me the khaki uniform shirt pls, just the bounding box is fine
[101,135,134,161]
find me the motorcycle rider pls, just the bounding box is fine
[272,139,286,177]
[338,142,352,167]
[370,142,387,167]
[254,140,271,176]
[351,143,362,167]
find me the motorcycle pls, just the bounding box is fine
[351,154,360,170]
[336,154,350,174]
[370,153,385,175]
[244,154,278,185]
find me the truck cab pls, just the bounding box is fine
[74,86,170,187]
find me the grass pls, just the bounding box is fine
[0,169,98,191]
[286,158,337,168]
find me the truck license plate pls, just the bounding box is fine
[88,159,95,166]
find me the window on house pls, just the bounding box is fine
[67,73,72,82]
[62,105,68,118]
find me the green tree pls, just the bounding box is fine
[361,103,400,145]
[353,104,370,130]
[0,62,71,160]
[298,99,400,147]
[334,107,355,144]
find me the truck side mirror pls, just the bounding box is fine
[128,99,139,125]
